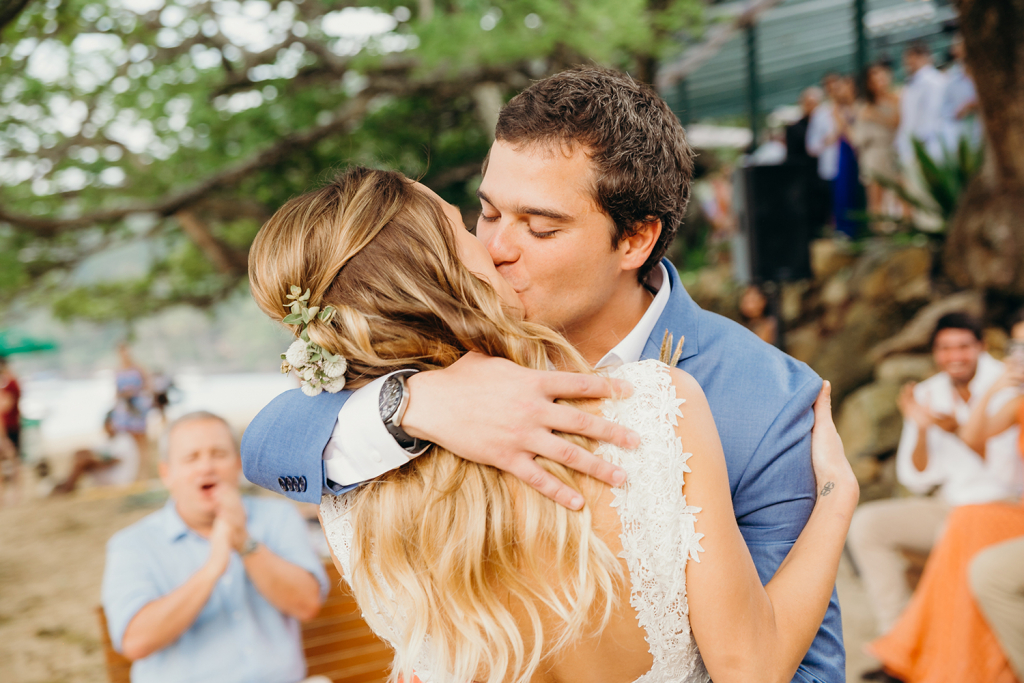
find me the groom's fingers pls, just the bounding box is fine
[541,371,634,401]
[531,431,627,488]
[508,458,587,510]
[545,403,640,453]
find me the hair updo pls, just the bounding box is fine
[248,167,622,683]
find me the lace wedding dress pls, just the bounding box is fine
[320,360,709,682]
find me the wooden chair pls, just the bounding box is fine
[97,562,393,683]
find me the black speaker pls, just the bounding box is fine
[734,163,815,283]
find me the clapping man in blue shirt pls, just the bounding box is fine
[102,411,329,683]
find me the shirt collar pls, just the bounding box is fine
[160,499,191,542]
[596,262,671,369]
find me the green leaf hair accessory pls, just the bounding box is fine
[279,285,347,397]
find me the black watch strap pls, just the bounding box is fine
[380,370,429,454]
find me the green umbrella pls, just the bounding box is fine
[0,329,58,356]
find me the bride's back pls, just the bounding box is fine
[321,361,708,683]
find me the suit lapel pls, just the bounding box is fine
[641,258,701,364]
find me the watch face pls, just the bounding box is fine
[379,376,402,422]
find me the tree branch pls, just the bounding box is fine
[0,93,376,235]
[175,210,248,275]
[0,0,34,36]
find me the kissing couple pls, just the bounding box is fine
[242,67,858,683]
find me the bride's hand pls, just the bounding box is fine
[810,380,859,507]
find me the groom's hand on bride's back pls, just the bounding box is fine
[402,352,637,510]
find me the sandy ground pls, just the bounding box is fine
[1,487,881,683]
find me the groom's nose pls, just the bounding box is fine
[480,219,520,266]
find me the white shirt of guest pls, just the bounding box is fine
[896,64,948,165]
[322,263,672,487]
[805,102,839,181]
[896,352,1023,506]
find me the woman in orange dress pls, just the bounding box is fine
[869,314,1024,683]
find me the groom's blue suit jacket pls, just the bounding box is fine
[241,259,844,681]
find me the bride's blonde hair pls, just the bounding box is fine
[249,167,622,683]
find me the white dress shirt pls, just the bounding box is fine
[896,352,1023,506]
[323,263,672,487]
[896,64,948,165]
[940,62,982,152]
[805,102,839,181]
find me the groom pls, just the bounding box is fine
[242,67,843,681]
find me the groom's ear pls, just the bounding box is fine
[618,218,662,273]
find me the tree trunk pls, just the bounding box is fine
[944,0,1024,292]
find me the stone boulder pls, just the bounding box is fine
[875,354,936,384]
[869,290,985,362]
[810,238,857,282]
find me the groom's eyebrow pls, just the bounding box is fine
[476,190,572,221]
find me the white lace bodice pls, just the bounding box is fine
[320,360,708,683]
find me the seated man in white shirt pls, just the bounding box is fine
[848,313,1024,636]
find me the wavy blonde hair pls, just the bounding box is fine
[249,167,622,683]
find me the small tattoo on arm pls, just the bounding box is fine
[820,481,835,497]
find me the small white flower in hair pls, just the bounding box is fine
[285,339,310,368]
[300,381,323,397]
[323,376,347,393]
[323,357,347,379]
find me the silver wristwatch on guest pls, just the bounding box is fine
[378,370,430,455]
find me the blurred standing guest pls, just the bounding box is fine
[941,34,982,153]
[868,312,1024,683]
[111,343,152,478]
[0,389,19,502]
[151,371,174,425]
[848,313,1023,637]
[786,86,823,163]
[829,75,864,238]
[52,411,139,494]
[896,42,947,168]
[738,284,778,346]
[0,355,20,460]
[102,411,328,683]
[807,72,842,187]
[852,62,902,231]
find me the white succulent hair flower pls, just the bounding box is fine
[279,287,348,395]
[323,376,347,393]
[285,339,310,368]
[323,357,347,379]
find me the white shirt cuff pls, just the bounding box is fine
[322,372,419,487]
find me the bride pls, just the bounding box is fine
[248,166,858,683]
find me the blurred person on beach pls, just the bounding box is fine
[867,310,1024,683]
[0,356,22,499]
[51,411,139,494]
[112,343,153,478]
[848,313,1023,640]
[0,355,21,458]
[101,411,328,683]
[0,387,19,502]
[851,61,901,231]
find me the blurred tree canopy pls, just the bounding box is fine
[0,0,701,322]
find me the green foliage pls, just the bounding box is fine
[875,136,984,230]
[0,0,703,322]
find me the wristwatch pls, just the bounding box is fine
[379,370,429,454]
[239,537,261,557]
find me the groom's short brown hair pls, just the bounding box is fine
[493,66,694,283]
